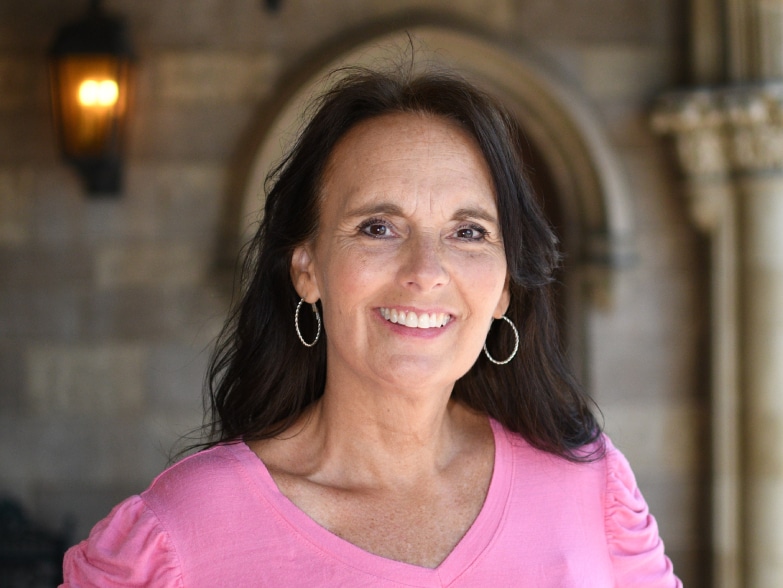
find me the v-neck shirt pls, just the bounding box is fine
[62,420,681,587]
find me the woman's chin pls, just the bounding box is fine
[364,355,465,395]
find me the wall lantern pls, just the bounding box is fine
[48,0,135,196]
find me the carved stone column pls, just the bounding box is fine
[654,85,783,588]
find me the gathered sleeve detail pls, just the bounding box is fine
[604,442,682,587]
[61,495,184,588]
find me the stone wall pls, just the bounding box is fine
[0,0,703,583]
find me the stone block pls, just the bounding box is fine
[747,478,783,565]
[154,51,278,104]
[1,412,175,491]
[32,415,167,484]
[633,221,704,272]
[0,243,92,289]
[602,400,703,476]
[376,0,516,33]
[270,0,517,53]
[94,243,210,290]
[134,0,271,51]
[123,162,224,241]
[146,343,210,415]
[144,413,206,464]
[582,45,674,102]
[588,266,701,369]
[746,401,783,477]
[28,166,85,246]
[0,285,84,340]
[595,100,661,149]
[0,53,48,111]
[0,1,80,51]
[745,181,783,269]
[0,110,57,162]
[0,344,25,413]
[129,102,255,160]
[25,344,147,416]
[50,162,225,244]
[81,286,182,341]
[513,0,682,45]
[82,283,225,344]
[0,166,33,245]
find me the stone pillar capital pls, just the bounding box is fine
[653,84,783,178]
[653,85,783,232]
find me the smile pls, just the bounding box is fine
[379,308,452,329]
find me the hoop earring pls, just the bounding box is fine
[295,298,321,347]
[483,315,519,365]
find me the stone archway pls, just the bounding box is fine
[235,24,632,381]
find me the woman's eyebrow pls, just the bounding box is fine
[344,203,498,224]
[452,207,498,224]
[344,202,405,218]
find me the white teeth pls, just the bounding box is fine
[379,308,450,329]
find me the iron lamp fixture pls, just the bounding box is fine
[48,0,135,196]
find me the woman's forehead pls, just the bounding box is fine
[330,112,475,157]
[322,113,491,185]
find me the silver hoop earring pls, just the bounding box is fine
[295,298,321,347]
[483,315,519,365]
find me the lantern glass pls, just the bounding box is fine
[50,54,130,160]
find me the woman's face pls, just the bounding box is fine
[292,112,510,397]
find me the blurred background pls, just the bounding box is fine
[2,1,782,586]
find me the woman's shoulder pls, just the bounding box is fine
[146,442,247,492]
[495,425,642,516]
[494,421,608,472]
[140,441,261,518]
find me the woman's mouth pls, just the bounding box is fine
[379,308,452,329]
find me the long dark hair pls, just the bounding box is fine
[205,65,603,461]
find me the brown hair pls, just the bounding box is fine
[205,66,603,460]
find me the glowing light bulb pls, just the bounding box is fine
[78,79,119,107]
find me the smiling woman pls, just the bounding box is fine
[61,66,682,587]
[290,113,510,404]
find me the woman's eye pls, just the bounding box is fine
[358,219,393,238]
[455,225,487,241]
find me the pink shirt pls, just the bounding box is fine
[62,420,681,587]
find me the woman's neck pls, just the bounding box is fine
[262,381,487,491]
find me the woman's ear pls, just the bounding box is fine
[290,244,320,303]
[493,275,511,319]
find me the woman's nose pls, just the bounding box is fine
[398,234,449,291]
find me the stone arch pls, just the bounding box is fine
[234,24,633,379]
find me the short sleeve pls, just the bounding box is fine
[61,495,183,588]
[604,441,683,587]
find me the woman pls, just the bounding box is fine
[62,66,681,586]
